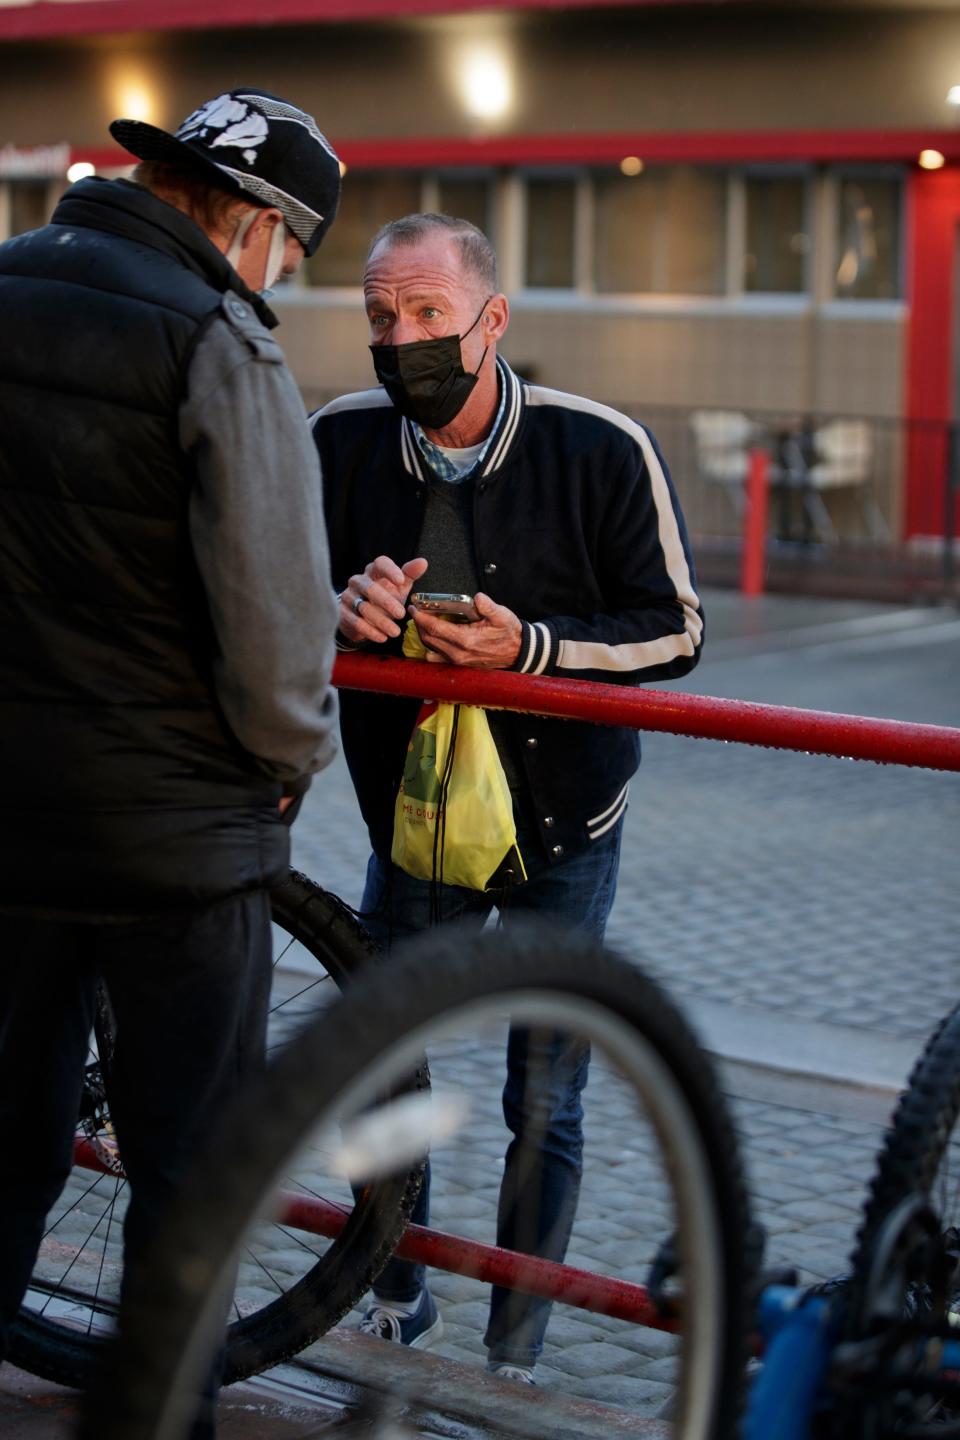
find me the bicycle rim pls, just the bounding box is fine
[9,872,421,1389]
[86,924,753,1440]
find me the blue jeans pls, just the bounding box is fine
[359,818,622,1366]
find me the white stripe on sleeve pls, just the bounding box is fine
[526,387,703,675]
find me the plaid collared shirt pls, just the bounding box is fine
[411,370,507,483]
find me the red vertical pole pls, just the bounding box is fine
[740,447,769,597]
[903,168,960,538]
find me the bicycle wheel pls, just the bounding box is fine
[9,871,423,1389]
[86,923,754,1440]
[843,1002,960,1436]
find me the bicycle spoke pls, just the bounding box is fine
[267,971,334,1018]
[40,1168,125,1244]
[237,1246,289,1299]
[265,1222,326,1263]
[272,933,297,970]
[280,1179,351,1214]
[87,1182,122,1335]
[36,1181,125,1318]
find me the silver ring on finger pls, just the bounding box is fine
[352,595,365,616]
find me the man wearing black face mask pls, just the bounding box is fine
[311,212,703,1383]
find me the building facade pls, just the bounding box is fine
[2,0,959,542]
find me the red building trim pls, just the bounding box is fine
[334,131,960,169]
[0,0,691,42]
[78,128,960,173]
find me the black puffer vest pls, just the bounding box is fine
[0,178,289,917]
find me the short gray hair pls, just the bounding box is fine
[365,213,498,293]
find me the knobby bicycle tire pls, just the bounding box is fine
[850,1003,960,1290]
[84,923,755,1440]
[10,870,424,1389]
[843,1003,960,1435]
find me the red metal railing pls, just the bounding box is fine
[72,1140,671,1329]
[71,654,960,1334]
[333,652,960,772]
[282,1192,673,1329]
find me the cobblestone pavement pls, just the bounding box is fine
[293,588,960,1046]
[300,1082,890,1422]
[9,589,958,1436]
[282,587,960,1420]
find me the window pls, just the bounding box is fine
[304,170,422,287]
[290,162,901,305]
[8,180,50,238]
[524,177,576,288]
[834,175,901,300]
[437,176,494,243]
[744,175,809,293]
[593,167,726,294]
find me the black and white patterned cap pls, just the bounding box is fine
[110,88,341,256]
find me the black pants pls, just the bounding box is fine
[0,891,273,1438]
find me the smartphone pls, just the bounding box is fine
[409,591,480,623]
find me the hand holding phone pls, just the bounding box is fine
[409,591,480,623]
[408,590,523,668]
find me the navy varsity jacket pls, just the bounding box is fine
[311,358,703,867]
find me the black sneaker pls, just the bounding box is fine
[357,1289,443,1348]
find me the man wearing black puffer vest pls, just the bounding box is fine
[0,89,341,1436]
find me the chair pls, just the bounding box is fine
[806,418,887,541]
[689,410,756,517]
[689,410,888,543]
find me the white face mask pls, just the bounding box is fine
[261,220,288,295]
[224,208,258,274]
[224,210,289,296]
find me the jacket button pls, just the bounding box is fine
[525,737,538,749]
[484,562,497,575]
[543,815,554,827]
[551,844,564,858]
[478,481,488,494]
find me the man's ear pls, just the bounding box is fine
[243,207,283,251]
[484,292,510,343]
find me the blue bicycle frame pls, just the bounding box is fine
[745,1288,836,1440]
[745,1283,960,1440]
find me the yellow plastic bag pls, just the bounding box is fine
[391,624,526,891]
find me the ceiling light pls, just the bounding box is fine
[919,149,946,170]
[620,156,644,177]
[112,71,155,124]
[947,86,960,106]
[459,48,512,121]
[66,161,96,183]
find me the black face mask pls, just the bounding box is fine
[370,301,491,429]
